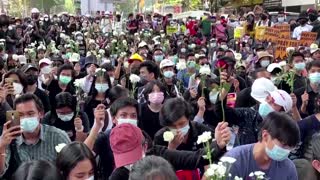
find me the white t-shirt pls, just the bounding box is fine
[292,24,313,40]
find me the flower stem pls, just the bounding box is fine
[206,141,212,165]
[219,69,226,122]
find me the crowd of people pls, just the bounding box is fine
[0,5,319,180]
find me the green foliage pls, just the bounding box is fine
[64,0,75,13]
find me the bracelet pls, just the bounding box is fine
[75,126,84,132]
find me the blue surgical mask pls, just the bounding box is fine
[163,71,175,78]
[118,118,138,127]
[154,55,164,62]
[258,103,275,117]
[95,83,109,93]
[179,124,190,136]
[309,72,320,84]
[294,62,306,70]
[57,112,74,122]
[265,144,291,161]
[21,117,39,133]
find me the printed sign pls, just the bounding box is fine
[234,27,245,39]
[274,24,291,39]
[263,27,280,43]
[166,26,178,36]
[300,32,317,46]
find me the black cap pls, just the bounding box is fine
[21,63,38,73]
[51,54,64,63]
[84,55,99,68]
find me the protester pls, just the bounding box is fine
[226,112,300,179]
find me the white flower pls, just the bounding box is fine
[129,74,141,84]
[249,172,254,177]
[176,61,187,70]
[55,143,67,153]
[235,53,242,61]
[286,47,295,53]
[103,59,111,64]
[234,176,243,180]
[254,171,265,176]
[86,51,92,57]
[161,33,165,38]
[216,164,227,178]
[113,31,119,36]
[95,68,106,74]
[197,131,212,144]
[220,156,237,164]
[74,78,84,88]
[60,33,66,39]
[199,64,211,76]
[112,39,117,43]
[120,52,127,57]
[89,39,95,45]
[99,49,105,55]
[124,61,129,69]
[134,33,139,36]
[12,54,18,61]
[310,43,318,49]
[279,61,287,67]
[195,54,200,59]
[120,32,125,36]
[163,131,174,142]
[205,164,217,177]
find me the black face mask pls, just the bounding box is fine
[309,14,318,22]
[26,74,38,85]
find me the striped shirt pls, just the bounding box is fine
[1,124,71,176]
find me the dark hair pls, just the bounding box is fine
[250,68,269,80]
[306,60,320,71]
[4,69,27,90]
[14,93,44,113]
[258,112,300,147]
[129,156,177,180]
[57,64,75,77]
[55,92,76,111]
[110,97,138,117]
[12,160,62,180]
[88,72,112,97]
[101,63,115,72]
[289,51,304,64]
[56,142,97,180]
[139,61,160,79]
[108,86,129,104]
[143,80,167,103]
[159,98,193,126]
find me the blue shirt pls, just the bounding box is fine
[225,144,298,180]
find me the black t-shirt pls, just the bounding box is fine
[295,84,319,118]
[84,96,109,127]
[43,79,75,110]
[109,167,129,180]
[138,103,162,139]
[235,87,256,108]
[34,88,51,113]
[42,111,90,141]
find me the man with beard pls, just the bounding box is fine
[22,64,51,113]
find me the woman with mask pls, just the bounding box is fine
[42,64,76,110]
[255,51,273,69]
[154,97,214,151]
[56,142,97,180]
[2,69,27,107]
[84,69,112,127]
[139,80,167,139]
[43,92,90,142]
[177,53,197,88]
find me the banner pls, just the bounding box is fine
[276,39,300,47]
[263,27,280,43]
[255,26,266,41]
[166,26,178,36]
[275,46,287,60]
[300,32,317,46]
[274,24,291,39]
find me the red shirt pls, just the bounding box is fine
[186,21,197,36]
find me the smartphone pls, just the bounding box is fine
[5,78,14,86]
[6,111,20,128]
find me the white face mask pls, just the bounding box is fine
[278,17,285,23]
[118,118,138,126]
[41,66,51,74]
[13,82,23,95]
[110,77,115,84]
[260,60,270,68]
[57,112,74,122]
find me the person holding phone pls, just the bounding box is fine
[0,94,71,179]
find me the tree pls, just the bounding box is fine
[8,0,24,17]
[65,0,75,13]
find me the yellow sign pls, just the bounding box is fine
[234,27,244,39]
[275,46,287,60]
[255,26,266,41]
[166,26,178,36]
